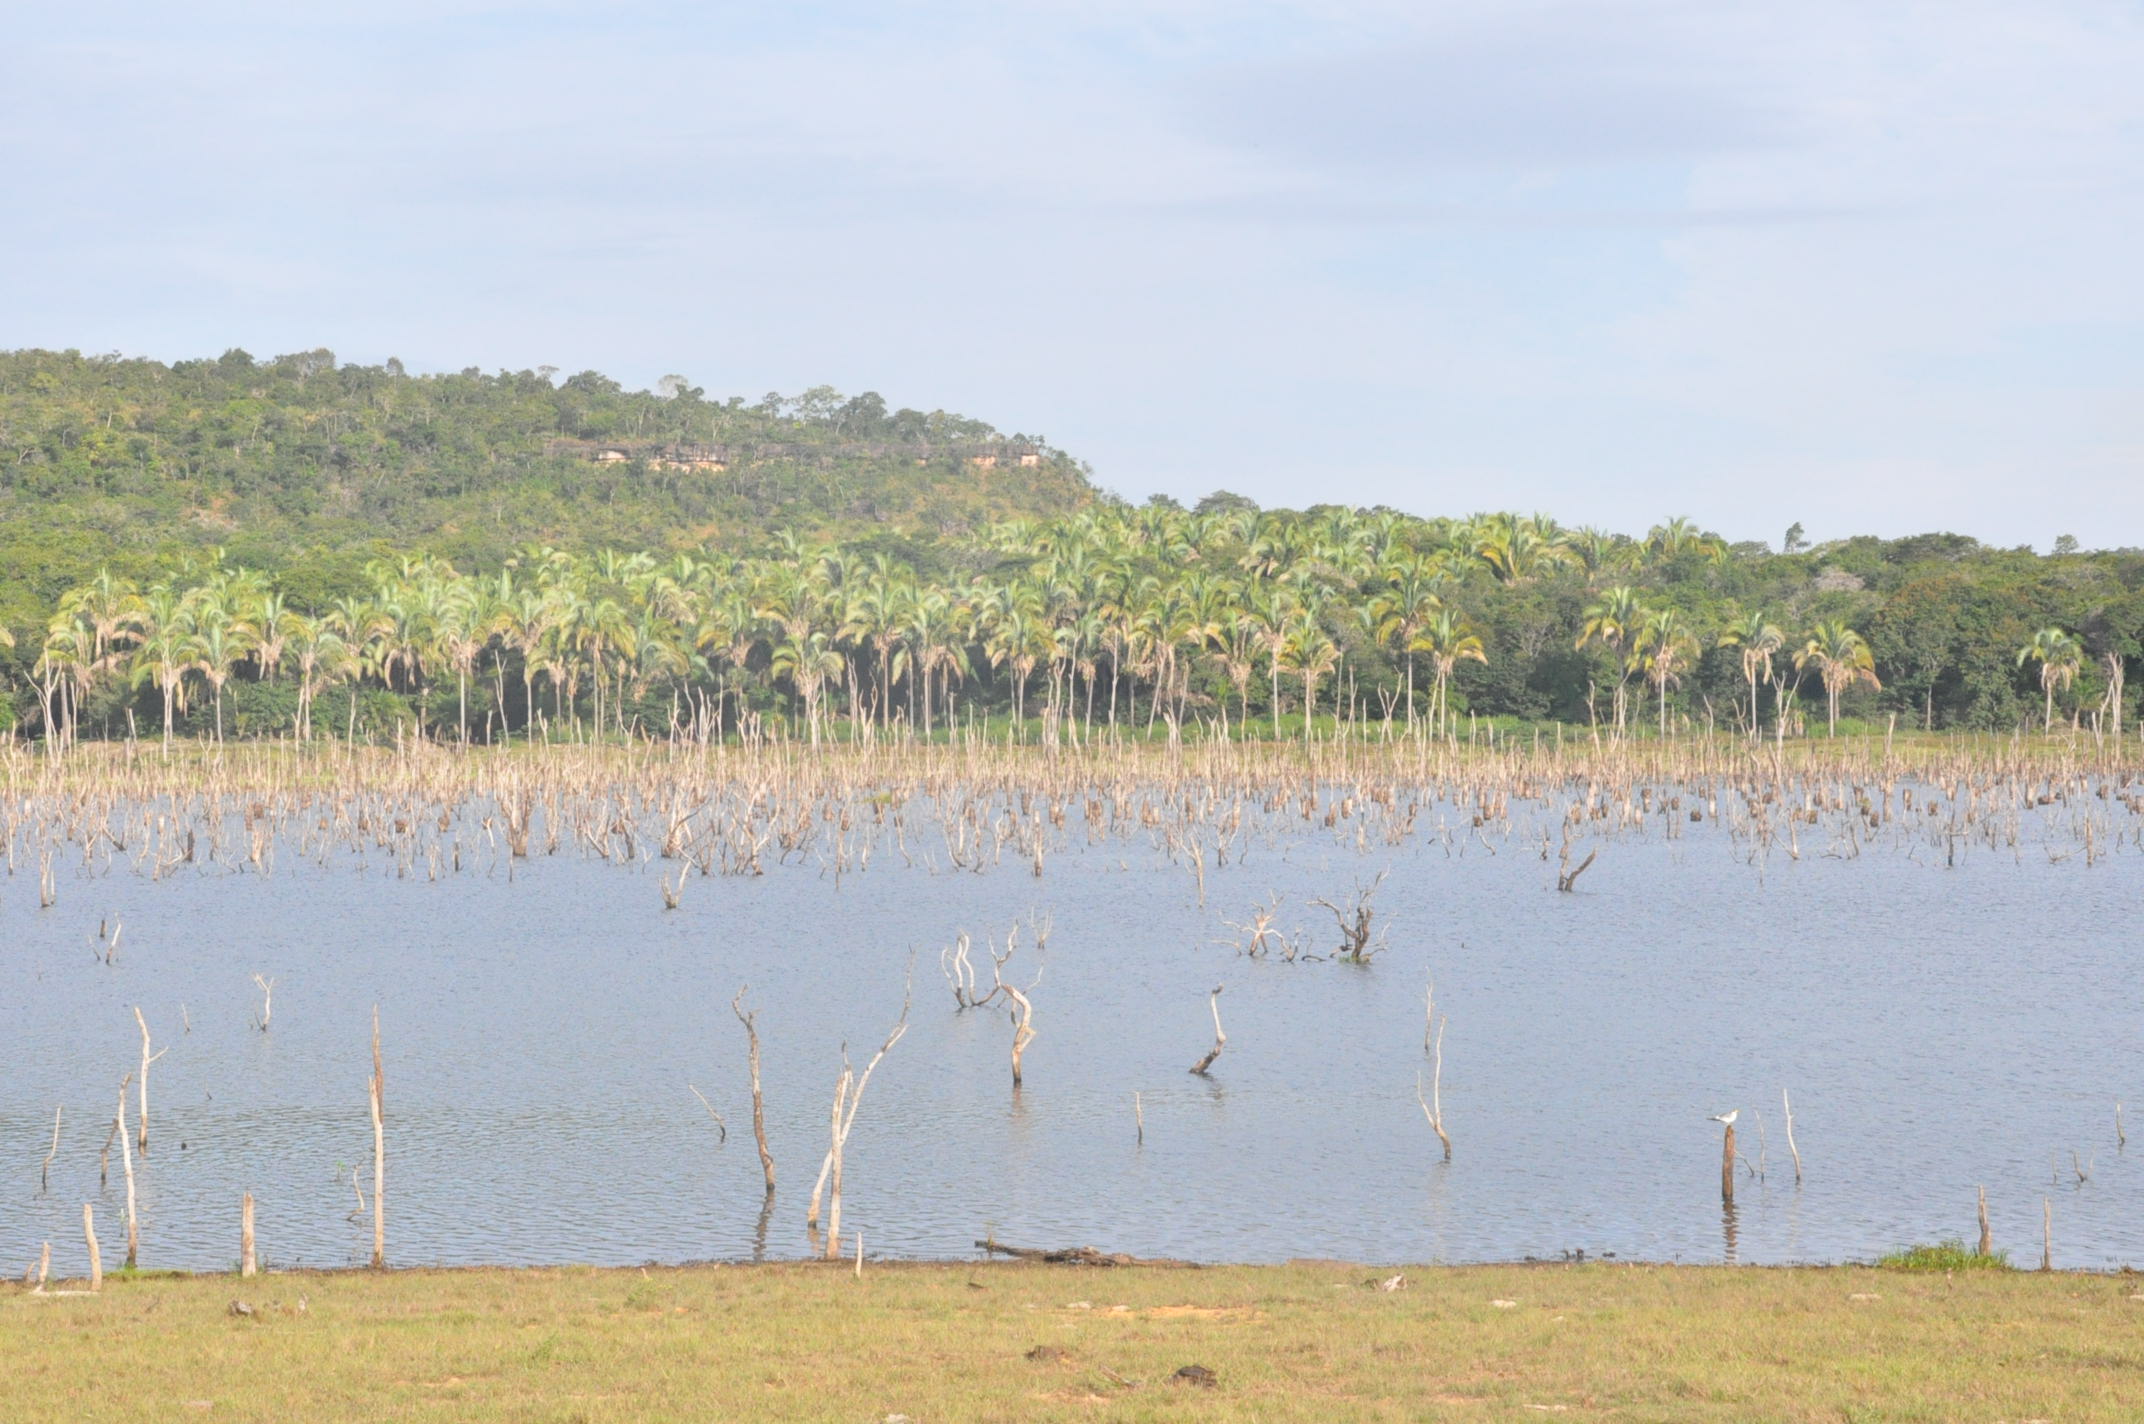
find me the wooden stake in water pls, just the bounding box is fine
[1720,1116,1737,1205]
[2042,1198,2052,1272]
[84,1204,101,1292]
[241,1192,257,1278]
[1134,1091,1144,1146]
[1977,1186,1992,1257]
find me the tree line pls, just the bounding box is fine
[12,505,2140,746]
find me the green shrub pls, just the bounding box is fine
[1874,1239,2011,1271]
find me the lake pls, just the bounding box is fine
[5,770,2141,1271]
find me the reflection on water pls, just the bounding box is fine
[3,799,2142,1270]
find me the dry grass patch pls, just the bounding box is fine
[8,1261,2144,1421]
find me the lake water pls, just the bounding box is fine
[4,782,2141,1272]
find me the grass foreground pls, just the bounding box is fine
[8,1261,2144,1422]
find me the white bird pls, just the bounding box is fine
[1710,1110,1739,1126]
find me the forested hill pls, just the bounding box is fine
[0,347,1098,608]
[9,346,2144,745]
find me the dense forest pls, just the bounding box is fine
[0,347,1093,621]
[4,349,2141,745]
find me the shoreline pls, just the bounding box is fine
[15,1250,2122,1283]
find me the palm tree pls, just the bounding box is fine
[1794,621,1880,736]
[977,579,1052,737]
[373,579,438,704]
[569,593,639,738]
[328,595,394,735]
[838,575,912,734]
[1645,517,1725,568]
[1636,608,1700,738]
[129,586,197,750]
[755,564,833,739]
[1411,606,1487,739]
[35,616,95,749]
[1468,512,1569,585]
[188,595,253,742]
[1569,527,1635,584]
[285,613,351,740]
[769,631,845,746]
[1251,591,1293,742]
[1202,582,1263,739]
[1576,586,1647,732]
[1278,607,1339,745]
[1718,611,1784,738]
[2017,627,2083,732]
[433,581,489,743]
[60,569,144,677]
[904,589,968,740]
[1371,556,1444,725]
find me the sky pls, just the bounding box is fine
[5,0,2142,548]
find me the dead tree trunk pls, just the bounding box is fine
[116,1077,138,1268]
[808,1067,847,1235]
[133,1008,166,1156]
[241,1192,257,1278]
[1415,1009,1452,1162]
[41,1106,60,1193]
[733,988,775,1195]
[1557,835,1597,892]
[984,933,1041,1086]
[1004,983,1036,1085]
[84,1204,101,1292]
[1189,986,1226,1075]
[1782,1088,1802,1185]
[369,1007,385,1270]
[815,975,911,1260]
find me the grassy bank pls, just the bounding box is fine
[8,1261,2144,1421]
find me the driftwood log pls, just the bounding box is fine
[976,1236,1196,1268]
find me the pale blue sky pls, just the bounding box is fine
[6,1,2141,547]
